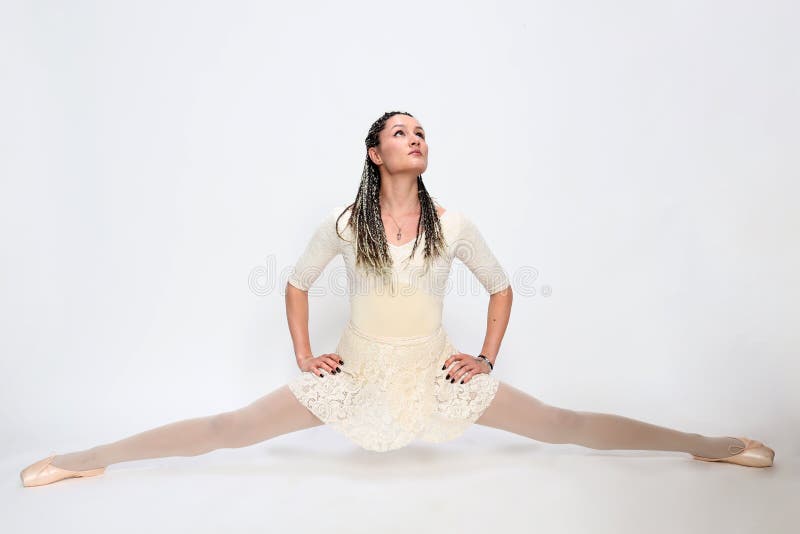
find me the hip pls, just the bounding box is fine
[336,321,455,379]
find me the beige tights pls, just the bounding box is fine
[52,385,323,471]
[53,381,744,471]
[476,381,745,459]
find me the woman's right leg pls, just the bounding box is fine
[51,385,323,471]
[475,381,745,459]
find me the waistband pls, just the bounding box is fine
[345,321,444,346]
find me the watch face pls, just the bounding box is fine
[474,355,492,371]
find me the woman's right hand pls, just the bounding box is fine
[298,353,343,377]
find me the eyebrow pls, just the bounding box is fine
[391,124,424,131]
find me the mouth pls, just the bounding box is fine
[409,151,422,156]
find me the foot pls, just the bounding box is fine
[690,436,747,459]
[20,454,106,487]
[50,450,105,471]
[692,436,775,468]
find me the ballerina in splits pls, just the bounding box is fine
[21,110,774,487]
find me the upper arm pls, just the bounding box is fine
[453,212,511,294]
[287,207,343,291]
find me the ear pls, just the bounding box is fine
[368,146,382,166]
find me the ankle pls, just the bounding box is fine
[52,448,104,471]
[690,436,745,459]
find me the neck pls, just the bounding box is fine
[378,174,420,216]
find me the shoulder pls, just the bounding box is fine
[447,209,500,256]
[436,203,461,223]
[317,204,351,225]
[435,206,469,237]
[441,208,475,235]
[304,204,351,244]
[326,204,354,240]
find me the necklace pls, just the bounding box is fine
[386,212,404,241]
[382,204,420,243]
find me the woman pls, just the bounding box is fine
[20,111,774,487]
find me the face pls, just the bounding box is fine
[368,115,428,176]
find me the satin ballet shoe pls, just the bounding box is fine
[20,454,106,487]
[691,437,775,468]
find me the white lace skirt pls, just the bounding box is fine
[287,321,500,452]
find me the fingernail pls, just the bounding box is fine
[336,367,341,372]
[339,360,344,364]
[446,374,450,380]
[441,365,446,370]
[319,373,324,378]
[450,378,455,383]
[460,380,464,384]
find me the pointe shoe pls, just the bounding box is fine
[691,437,775,468]
[20,454,106,487]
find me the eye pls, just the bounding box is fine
[394,130,425,139]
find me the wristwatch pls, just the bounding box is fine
[476,354,494,372]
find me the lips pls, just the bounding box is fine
[409,150,422,155]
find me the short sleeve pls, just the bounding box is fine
[287,207,343,291]
[453,212,511,294]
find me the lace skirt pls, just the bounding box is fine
[287,321,500,452]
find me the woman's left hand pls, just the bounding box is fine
[441,352,492,384]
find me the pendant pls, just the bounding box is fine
[397,231,401,240]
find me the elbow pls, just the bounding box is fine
[489,282,512,298]
[286,281,310,303]
[286,278,310,293]
[489,287,512,309]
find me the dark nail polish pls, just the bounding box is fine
[446,374,450,380]
[339,360,344,364]
[319,373,324,378]
[450,378,455,383]
[460,380,464,384]
[441,365,446,370]
[336,367,341,372]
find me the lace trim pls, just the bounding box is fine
[288,325,500,451]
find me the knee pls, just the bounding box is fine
[547,407,582,431]
[209,411,240,443]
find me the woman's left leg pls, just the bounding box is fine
[475,381,745,459]
[51,385,324,471]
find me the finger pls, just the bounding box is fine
[454,363,478,383]
[441,352,463,371]
[322,353,343,369]
[460,368,477,384]
[446,361,465,382]
[325,356,341,373]
[317,360,335,374]
[458,368,472,384]
[450,364,466,383]
[445,361,457,380]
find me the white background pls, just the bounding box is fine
[2,1,797,532]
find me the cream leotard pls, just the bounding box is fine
[287,204,510,451]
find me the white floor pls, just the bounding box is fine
[5,426,797,534]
